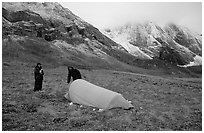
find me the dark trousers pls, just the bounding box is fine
[34,79,43,91]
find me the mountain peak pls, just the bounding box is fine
[102,22,202,66]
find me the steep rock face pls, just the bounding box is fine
[102,22,202,66]
[2,2,122,48]
[2,8,48,26]
[2,2,134,70]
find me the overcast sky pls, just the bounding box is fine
[60,2,202,33]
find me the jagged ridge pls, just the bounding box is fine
[102,22,202,66]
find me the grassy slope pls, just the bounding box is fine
[2,61,202,131]
[3,35,201,79]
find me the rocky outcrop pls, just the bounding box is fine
[2,7,49,27]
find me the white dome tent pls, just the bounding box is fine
[64,79,133,110]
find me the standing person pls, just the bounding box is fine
[34,63,44,91]
[67,66,82,84]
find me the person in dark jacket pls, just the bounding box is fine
[34,63,44,91]
[67,66,82,84]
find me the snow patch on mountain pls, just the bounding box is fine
[100,29,152,59]
[178,55,202,67]
[172,40,194,55]
[147,34,161,46]
[145,22,163,38]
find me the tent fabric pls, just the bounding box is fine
[64,79,134,110]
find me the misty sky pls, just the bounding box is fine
[60,2,202,33]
